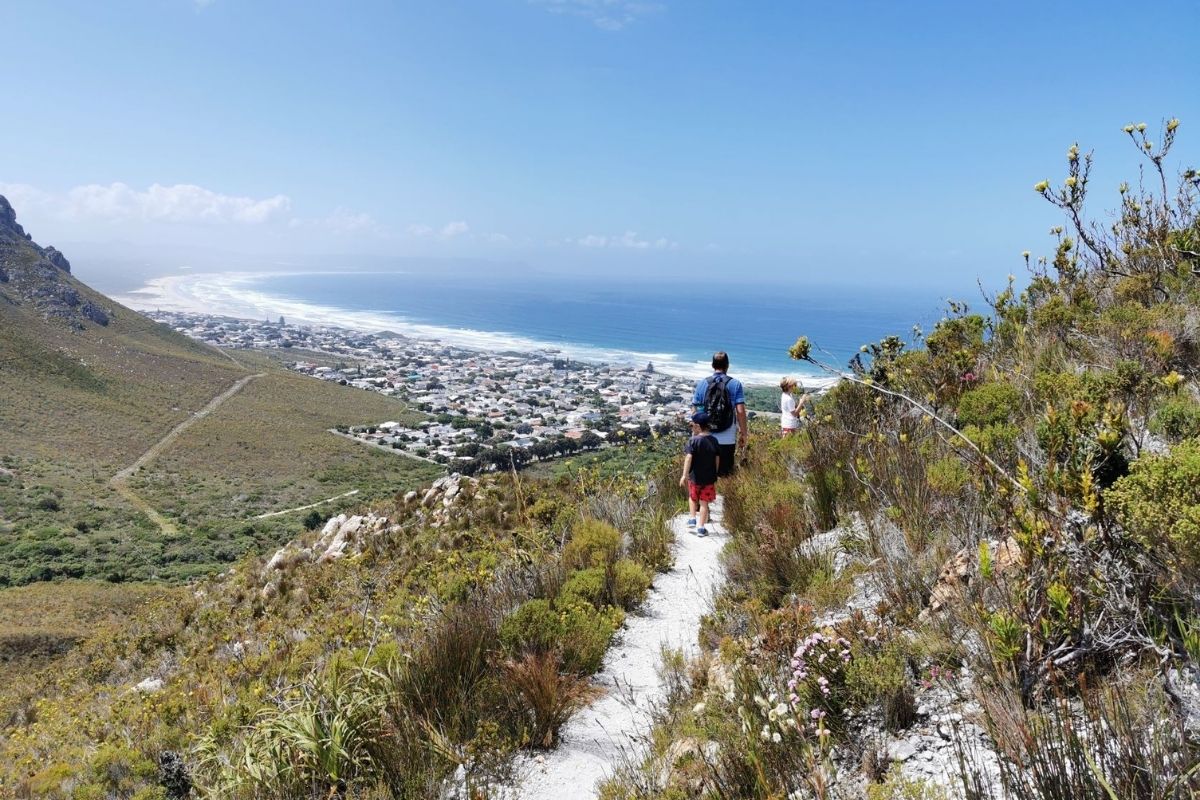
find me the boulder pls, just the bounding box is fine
[261,546,313,578]
[42,246,70,273]
[81,301,109,326]
[134,677,164,693]
[320,513,347,539]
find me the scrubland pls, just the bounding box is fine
[597,120,1200,799]
[5,119,1200,799]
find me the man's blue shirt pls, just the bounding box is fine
[692,372,745,445]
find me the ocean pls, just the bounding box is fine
[122,269,955,385]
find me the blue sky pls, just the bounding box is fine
[3,0,1197,290]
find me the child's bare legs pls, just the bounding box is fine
[688,495,698,519]
[698,499,710,529]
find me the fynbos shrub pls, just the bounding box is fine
[1107,438,1200,573]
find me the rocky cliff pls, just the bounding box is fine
[0,194,111,328]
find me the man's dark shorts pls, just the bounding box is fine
[718,443,736,477]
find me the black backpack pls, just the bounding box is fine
[704,374,735,433]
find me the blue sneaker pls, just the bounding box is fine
[696,527,708,537]
[686,517,697,528]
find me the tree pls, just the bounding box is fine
[579,431,603,450]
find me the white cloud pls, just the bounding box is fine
[0,183,53,215]
[322,207,379,234]
[439,220,470,240]
[575,230,678,250]
[404,220,472,241]
[0,182,292,225]
[531,0,664,30]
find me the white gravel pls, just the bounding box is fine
[505,499,728,799]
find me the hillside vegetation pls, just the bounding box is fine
[5,122,1200,800]
[0,221,438,588]
[0,458,681,799]
[596,121,1200,798]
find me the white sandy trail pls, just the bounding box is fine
[506,499,728,799]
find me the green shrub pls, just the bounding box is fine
[499,599,561,656]
[130,788,168,800]
[563,519,622,570]
[866,767,949,800]
[846,641,916,732]
[558,601,623,674]
[27,763,74,797]
[90,743,158,790]
[611,558,651,610]
[559,567,606,607]
[926,455,969,495]
[961,422,1020,459]
[527,497,564,526]
[1150,397,1200,442]
[499,598,623,675]
[1107,438,1200,571]
[956,382,1023,429]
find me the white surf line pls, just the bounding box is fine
[505,498,728,800]
[251,489,360,520]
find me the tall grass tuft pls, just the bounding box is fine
[973,672,1200,800]
[502,651,594,749]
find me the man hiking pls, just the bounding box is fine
[692,351,747,476]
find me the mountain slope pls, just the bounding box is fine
[0,196,436,587]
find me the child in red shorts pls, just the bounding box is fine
[679,411,721,536]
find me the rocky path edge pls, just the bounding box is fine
[502,498,729,800]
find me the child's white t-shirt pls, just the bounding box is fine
[780,392,800,429]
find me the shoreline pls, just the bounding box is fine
[118,271,840,389]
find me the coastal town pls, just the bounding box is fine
[148,311,700,473]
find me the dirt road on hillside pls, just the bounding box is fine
[110,372,265,535]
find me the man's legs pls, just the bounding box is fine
[718,443,737,477]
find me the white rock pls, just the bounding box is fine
[889,739,920,762]
[261,547,289,578]
[134,677,164,693]
[320,514,346,539]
